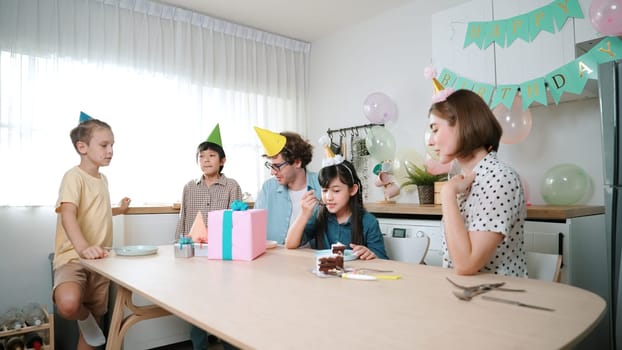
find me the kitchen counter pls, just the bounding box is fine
[126,203,604,220]
[365,203,605,220]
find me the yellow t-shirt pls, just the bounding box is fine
[53,166,113,270]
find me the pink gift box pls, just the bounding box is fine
[207,209,267,261]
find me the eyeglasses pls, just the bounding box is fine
[264,160,290,172]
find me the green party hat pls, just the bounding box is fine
[206,124,222,146]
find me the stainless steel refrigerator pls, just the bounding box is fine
[598,59,622,350]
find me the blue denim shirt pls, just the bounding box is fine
[301,210,388,259]
[254,171,321,244]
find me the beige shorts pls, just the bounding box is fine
[53,262,110,316]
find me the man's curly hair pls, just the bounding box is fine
[277,131,313,169]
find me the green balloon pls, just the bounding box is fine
[365,126,396,162]
[540,164,589,205]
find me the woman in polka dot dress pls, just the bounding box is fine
[427,89,527,277]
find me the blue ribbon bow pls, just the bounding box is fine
[231,200,248,211]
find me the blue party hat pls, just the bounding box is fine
[79,111,93,123]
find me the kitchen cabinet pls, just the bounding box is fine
[526,214,608,350]
[366,203,605,285]
[431,0,598,104]
[493,0,576,86]
[525,214,606,286]
[574,0,603,44]
[430,0,495,86]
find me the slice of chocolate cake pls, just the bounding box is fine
[316,254,344,273]
[331,242,346,256]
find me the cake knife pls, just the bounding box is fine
[482,295,555,312]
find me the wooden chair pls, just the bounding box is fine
[383,235,430,264]
[526,252,562,282]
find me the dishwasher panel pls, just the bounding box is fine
[377,219,443,266]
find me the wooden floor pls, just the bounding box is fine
[150,339,225,350]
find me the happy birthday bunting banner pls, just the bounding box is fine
[482,21,507,49]
[438,68,458,88]
[551,0,584,30]
[545,66,571,104]
[452,76,474,91]
[528,7,556,41]
[464,0,583,49]
[490,85,518,110]
[472,82,495,104]
[464,22,487,49]
[438,36,622,110]
[592,36,622,63]
[520,78,548,109]
[505,16,530,47]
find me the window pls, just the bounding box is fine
[0,51,292,205]
[0,0,309,206]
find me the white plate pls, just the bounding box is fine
[114,245,158,256]
[266,240,278,249]
[314,249,358,261]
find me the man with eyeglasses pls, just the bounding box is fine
[254,127,321,244]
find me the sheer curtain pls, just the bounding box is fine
[0,0,310,205]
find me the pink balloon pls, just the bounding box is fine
[424,153,451,176]
[590,0,622,35]
[492,95,533,144]
[363,92,397,124]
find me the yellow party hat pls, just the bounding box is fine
[424,66,455,103]
[432,78,444,95]
[254,126,287,157]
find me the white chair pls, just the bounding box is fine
[383,235,430,264]
[526,252,562,282]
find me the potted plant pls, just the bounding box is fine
[400,163,447,204]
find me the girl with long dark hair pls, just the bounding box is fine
[285,159,387,260]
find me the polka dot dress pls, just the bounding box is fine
[442,152,527,277]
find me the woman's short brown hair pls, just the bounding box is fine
[428,89,502,160]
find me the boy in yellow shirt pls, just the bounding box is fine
[52,112,130,349]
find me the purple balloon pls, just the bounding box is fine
[363,92,397,124]
[590,0,622,36]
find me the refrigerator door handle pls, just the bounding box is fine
[557,232,564,268]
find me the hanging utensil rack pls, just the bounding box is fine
[326,123,383,137]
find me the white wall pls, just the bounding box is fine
[0,207,56,313]
[0,208,177,314]
[308,0,604,206]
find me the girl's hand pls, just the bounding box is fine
[300,190,319,215]
[350,244,376,260]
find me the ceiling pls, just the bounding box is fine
[155,0,413,42]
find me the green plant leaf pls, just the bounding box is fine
[400,162,447,187]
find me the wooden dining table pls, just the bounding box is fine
[81,245,606,350]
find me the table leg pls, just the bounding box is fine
[105,285,172,350]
